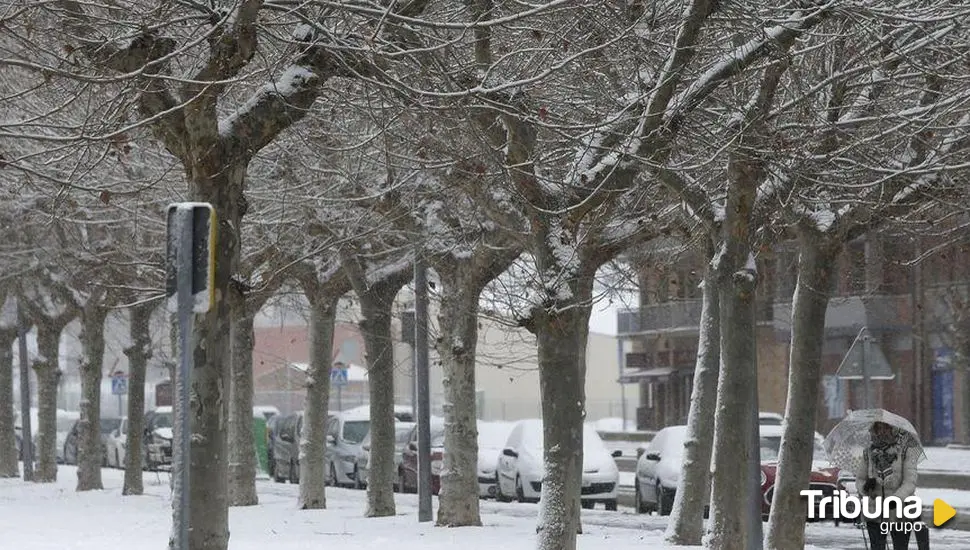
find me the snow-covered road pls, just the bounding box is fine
[3,466,970,549]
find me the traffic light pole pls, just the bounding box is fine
[17,299,33,481]
[414,253,432,522]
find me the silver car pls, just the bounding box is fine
[356,422,415,489]
[325,412,371,487]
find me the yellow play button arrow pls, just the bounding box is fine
[934,499,956,527]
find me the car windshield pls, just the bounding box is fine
[478,423,511,449]
[760,436,826,462]
[154,413,173,429]
[395,426,414,445]
[661,430,687,459]
[57,417,76,432]
[342,421,370,444]
[100,418,122,434]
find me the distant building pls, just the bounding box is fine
[617,232,970,444]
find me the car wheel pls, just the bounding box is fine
[267,452,275,478]
[516,475,536,503]
[495,473,511,503]
[657,483,672,516]
[398,469,407,493]
[115,449,121,469]
[353,466,362,489]
[289,460,299,484]
[605,500,617,512]
[634,480,645,514]
[581,500,594,510]
[330,463,339,488]
[273,459,286,483]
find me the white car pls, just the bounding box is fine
[495,419,620,510]
[477,421,513,498]
[634,425,689,515]
[105,417,128,468]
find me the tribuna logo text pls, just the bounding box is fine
[801,490,925,531]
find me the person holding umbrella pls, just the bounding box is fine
[824,409,929,550]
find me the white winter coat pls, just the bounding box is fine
[853,441,918,500]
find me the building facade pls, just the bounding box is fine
[617,233,970,444]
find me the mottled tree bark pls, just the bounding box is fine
[533,272,594,550]
[123,303,153,495]
[298,292,338,509]
[0,328,18,478]
[34,319,70,483]
[706,151,761,550]
[167,162,244,550]
[344,257,410,519]
[765,233,839,550]
[665,254,720,545]
[77,303,108,491]
[228,291,258,506]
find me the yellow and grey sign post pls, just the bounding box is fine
[165,202,215,550]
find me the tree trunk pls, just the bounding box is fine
[764,234,838,550]
[167,163,243,550]
[357,275,408,518]
[298,293,337,509]
[534,274,594,550]
[0,330,18,478]
[435,270,483,527]
[77,303,108,491]
[707,159,760,550]
[228,296,258,506]
[665,255,720,545]
[33,321,64,483]
[123,303,152,495]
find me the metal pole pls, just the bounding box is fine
[414,253,432,522]
[747,348,763,550]
[17,298,33,481]
[617,338,627,431]
[174,210,194,550]
[337,384,342,411]
[118,392,123,418]
[864,333,869,408]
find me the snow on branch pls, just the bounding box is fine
[219,65,318,143]
[666,6,830,127]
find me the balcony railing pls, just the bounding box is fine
[617,294,914,336]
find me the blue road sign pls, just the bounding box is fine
[330,367,348,387]
[111,373,128,395]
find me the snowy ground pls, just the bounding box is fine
[5,466,970,550]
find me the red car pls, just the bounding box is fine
[399,422,445,494]
[759,426,842,521]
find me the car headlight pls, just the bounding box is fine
[431,460,443,475]
[760,470,767,486]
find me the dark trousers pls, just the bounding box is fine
[865,521,910,550]
[865,520,929,550]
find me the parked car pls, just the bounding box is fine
[63,417,122,466]
[634,425,688,515]
[634,424,837,518]
[143,407,173,470]
[253,406,280,421]
[399,420,446,494]
[325,410,371,487]
[30,410,79,464]
[272,412,303,483]
[759,412,785,425]
[477,421,514,498]
[758,425,841,520]
[356,421,414,490]
[265,414,282,479]
[105,417,128,468]
[495,419,620,510]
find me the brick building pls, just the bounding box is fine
[617,233,970,444]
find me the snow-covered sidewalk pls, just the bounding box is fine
[3,466,970,550]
